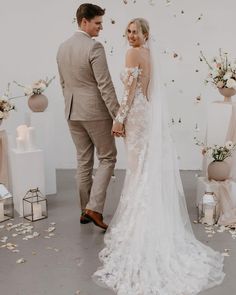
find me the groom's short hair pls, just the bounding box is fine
[76,3,105,25]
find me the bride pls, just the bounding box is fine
[93,18,225,295]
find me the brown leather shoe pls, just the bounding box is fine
[84,209,108,230]
[80,212,92,224]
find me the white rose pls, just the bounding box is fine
[24,86,33,96]
[225,141,234,150]
[226,78,236,89]
[38,82,47,91]
[231,64,236,71]
[206,148,213,157]
[223,71,233,80]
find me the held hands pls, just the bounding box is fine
[112,121,125,137]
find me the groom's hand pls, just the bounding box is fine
[112,122,125,137]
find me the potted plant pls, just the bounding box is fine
[14,76,55,112]
[200,141,236,181]
[200,49,236,102]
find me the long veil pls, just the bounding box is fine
[93,36,225,295]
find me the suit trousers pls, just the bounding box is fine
[68,119,117,214]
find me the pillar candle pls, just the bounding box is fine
[16,137,25,152]
[26,127,36,151]
[203,208,214,225]
[33,203,42,219]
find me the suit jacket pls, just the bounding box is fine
[57,32,119,121]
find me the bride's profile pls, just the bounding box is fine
[93,18,225,295]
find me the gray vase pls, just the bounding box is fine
[208,160,230,181]
[28,94,48,112]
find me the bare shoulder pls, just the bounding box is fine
[125,48,141,66]
[126,47,141,58]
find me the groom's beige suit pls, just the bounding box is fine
[57,31,119,213]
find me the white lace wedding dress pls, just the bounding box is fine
[93,62,225,295]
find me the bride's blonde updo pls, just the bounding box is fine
[125,18,150,42]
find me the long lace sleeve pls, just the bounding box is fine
[114,67,141,124]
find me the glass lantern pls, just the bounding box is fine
[198,191,218,225]
[0,184,14,222]
[23,188,48,222]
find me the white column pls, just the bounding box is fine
[26,111,56,195]
[9,149,45,216]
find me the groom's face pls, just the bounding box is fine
[84,16,103,37]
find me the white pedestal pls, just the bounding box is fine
[203,101,235,177]
[206,102,232,146]
[10,149,45,216]
[26,111,56,195]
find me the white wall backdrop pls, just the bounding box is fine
[1,0,236,169]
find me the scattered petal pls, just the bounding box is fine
[16,258,26,264]
[45,227,56,233]
[0,236,8,243]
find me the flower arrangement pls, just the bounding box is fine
[196,139,236,161]
[200,49,236,89]
[0,84,15,120]
[14,76,55,96]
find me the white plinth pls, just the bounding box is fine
[206,102,232,146]
[10,149,45,216]
[26,111,56,195]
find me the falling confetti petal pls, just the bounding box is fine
[196,14,203,22]
[173,52,178,58]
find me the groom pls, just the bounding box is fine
[57,3,120,230]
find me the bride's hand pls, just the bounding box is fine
[112,122,125,137]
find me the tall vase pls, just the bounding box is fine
[208,160,230,181]
[28,94,48,112]
[218,87,236,102]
